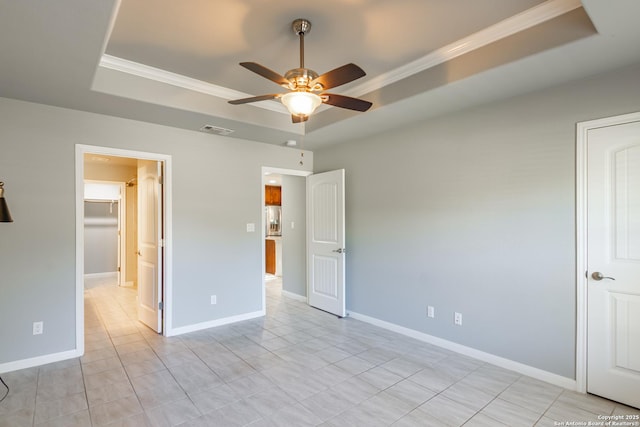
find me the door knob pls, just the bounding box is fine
[137,250,141,256]
[591,271,615,281]
[332,248,346,254]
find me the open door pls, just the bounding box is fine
[137,160,163,332]
[116,183,125,287]
[307,169,346,317]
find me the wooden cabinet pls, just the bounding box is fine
[265,239,276,274]
[265,185,281,206]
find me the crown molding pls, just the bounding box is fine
[99,0,581,113]
[344,0,582,98]
[99,54,288,114]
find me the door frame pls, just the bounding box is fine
[575,110,640,394]
[75,144,173,355]
[260,166,312,313]
[83,180,127,286]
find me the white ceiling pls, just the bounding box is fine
[1,0,640,151]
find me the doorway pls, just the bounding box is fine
[261,167,311,311]
[75,145,173,355]
[83,180,127,288]
[576,111,640,409]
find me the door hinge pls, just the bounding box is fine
[117,267,121,272]
[159,301,163,310]
[159,239,165,248]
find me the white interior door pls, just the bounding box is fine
[587,119,640,409]
[307,169,346,317]
[117,197,122,286]
[137,160,163,333]
[117,183,125,286]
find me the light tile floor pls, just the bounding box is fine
[1,277,638,426]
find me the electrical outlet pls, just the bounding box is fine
[33,321,43,335]
[211,295,217,305]
[454,312,462,326]
[427,306,435,318]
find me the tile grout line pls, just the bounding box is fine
[90,286,147,425]
[82,290,101,427]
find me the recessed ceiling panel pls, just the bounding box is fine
[106,0,546,96]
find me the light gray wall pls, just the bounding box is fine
[84,201,118,274]
[281,175,307,297]
[0,98,312,365]
[313,62,640,379]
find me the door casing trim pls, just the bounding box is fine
[75,144,173,355]
[575,111,640,393]
[260,166,312,314]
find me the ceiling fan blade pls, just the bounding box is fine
[240,62,290,87]
[228,94,280,105]
[311,63,366,90]
[291,114,309,123]
[322,93,372,112]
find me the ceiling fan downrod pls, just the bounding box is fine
[292,19,311,69]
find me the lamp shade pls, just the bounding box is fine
[281,92,322,117]
[0,182,13,222]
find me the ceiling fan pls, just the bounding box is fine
[229,18,372,123]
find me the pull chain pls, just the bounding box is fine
[300,122,306,166]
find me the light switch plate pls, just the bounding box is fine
[246,223,255,232]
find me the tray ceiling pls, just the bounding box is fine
[2,0,640,150]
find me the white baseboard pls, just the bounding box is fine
[84,272,118,289]
[84,272,117,280]
[0,349,82,374]
[166,310,265,337]
[0,310,265,373]
[281,290,306,302]
[347,310,577,391]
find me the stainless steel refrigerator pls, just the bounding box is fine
[265,205,282,237]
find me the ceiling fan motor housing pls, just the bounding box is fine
[284,68,321,91]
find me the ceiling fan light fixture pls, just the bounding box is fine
[281,91,321,116]
[229,18,371,122]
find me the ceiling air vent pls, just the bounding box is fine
[199,124,234,136]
